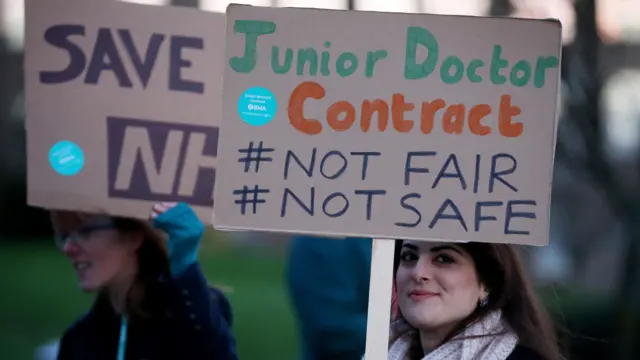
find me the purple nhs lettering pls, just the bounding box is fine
[107,116,218,206]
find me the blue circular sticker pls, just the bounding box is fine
[237,87,277,126]
[49,141,85,176]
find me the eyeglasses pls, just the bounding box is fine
[55,222,116,250]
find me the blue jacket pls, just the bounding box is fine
[286,236,372,360]
[57,203,237,360]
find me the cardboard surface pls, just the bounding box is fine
[213,5,563,246]
[25,0,224,221]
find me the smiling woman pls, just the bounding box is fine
[389,239,564,360]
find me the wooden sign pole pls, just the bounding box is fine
[364,238,395,360]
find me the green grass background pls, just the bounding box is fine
[0,235,299,360]
[0,234,618,360]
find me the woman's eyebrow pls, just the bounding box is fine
[401,243,419,251]
[429,245,463,256]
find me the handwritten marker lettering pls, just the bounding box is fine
[237,141,275,173]
[229,21,558,138]
[216,9,561,244]
[233,141,274,215]
[233,185,270,215]
[40,25,204,94]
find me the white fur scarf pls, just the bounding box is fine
[388,310,518,360]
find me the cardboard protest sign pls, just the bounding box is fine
[25,0,224,221]
[213,5,562,246]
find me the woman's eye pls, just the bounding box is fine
[76,229,92,237]
[435,254,454,264]
[75,227,100,240]
[400,252,418,262]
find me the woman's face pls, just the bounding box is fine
[53,212,141,292]
[395,241,487,332]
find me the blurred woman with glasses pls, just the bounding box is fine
[51,202,237,360]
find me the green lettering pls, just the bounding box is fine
[229,20,276,73]
[509,60,531,87]
[321,41,331,76]
[490,45,508,85]
[466,60,484,83]
[297,48,318,76]
[404,26,438,80]
[534,56,559,88]
[271,46,292,74]
[440,56,464,84]
[336,52,358,77]
[365,50,387,78]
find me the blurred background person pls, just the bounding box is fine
[286,235,372,360]
[52,202,237,360]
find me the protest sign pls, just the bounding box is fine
[213,5,562,246]
[213,6,561,360]
[24,0,224,221]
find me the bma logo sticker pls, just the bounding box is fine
[49,140,85,176]
[107,117,218,206]
[237,86,277,126]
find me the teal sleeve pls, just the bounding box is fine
[152,202,204,277]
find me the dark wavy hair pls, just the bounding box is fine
[392,240,565,360]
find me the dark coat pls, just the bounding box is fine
[57,263,237,360]
[506,346,543,360]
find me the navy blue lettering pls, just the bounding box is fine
[354,189,386,220]
[281,187,315,217]
[489,153,518,193]
[350,151,381,181]
[504,200,536,235]
[474,201,502,231]
[85,28,133,87]
[322,192,349,217]
[473,154,481,194]
[40,26,205,94]
[432,154,467,190]
[395,193,421,228]
[118,30,164,89]
[320,150,347,180]
[428,199,468,232]
[404,151,436,186]
[107,117,218,206]
[169,35,204,94]
[40,24,86,84]
[284,148,316,180]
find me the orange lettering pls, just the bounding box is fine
[288,83,519,138]
[420,99,445,134]
[443,104,465,134]
[288,81,325,135]
[391,94,414,133]
[468,104,492,135]
[361,100,389,132]
[327,101,356,131]
[498,95,522,137]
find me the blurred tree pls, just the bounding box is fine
[557,0,640,359]
[0,38,52,239]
